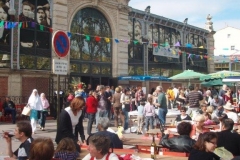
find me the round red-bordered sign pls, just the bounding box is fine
[52,31,70,58]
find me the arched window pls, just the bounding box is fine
[70,8,112,76]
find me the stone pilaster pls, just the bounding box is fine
[52,0,68,62]
[207,31,215,73]
[8,74,21,96]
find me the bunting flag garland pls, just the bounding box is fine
[40,25,44,31]
[0,19,239,62]
[174,41,180,47]
[67,32,72,38]
[18,22,22,28]
[85,35,90,41]
[0,20,4,27]
[31,22,35,28]
[105,37,110,43]
[95,36,101,42]
[114,39,119,43]
[133,40,138,44]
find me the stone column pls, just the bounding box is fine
[113,3,129,77]
[207,31,215,73]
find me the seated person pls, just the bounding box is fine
[160,122,196,153]
[175,107,192,122]
[216,118,240,156]
[29,138,54,160]
[223,103,239,123]
[190,114,210,140]
[2,97,16,124]
[210,95,225,117]
[188,132,220,160]
[83,134,119,160]
[198,103,207,114]
[87,117,123,149]
[203,113,215,125]
[3,121,34,160]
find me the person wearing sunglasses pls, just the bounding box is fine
[175,107,192,122]
[188,132,220,160]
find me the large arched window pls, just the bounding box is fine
[70,8,112,76]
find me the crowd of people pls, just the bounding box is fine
[2,83,240,160]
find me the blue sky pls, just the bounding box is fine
[129,0,240,31]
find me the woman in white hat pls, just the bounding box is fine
[223,103,239,123]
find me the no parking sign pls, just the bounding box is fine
[52,30,70,58]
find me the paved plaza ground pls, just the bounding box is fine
[0,119,187,160]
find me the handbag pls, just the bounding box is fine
[22,104,31,116]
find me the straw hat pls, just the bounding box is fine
[223,103,234,110]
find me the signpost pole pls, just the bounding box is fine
[57,74,60,126]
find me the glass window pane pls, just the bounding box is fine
[20,55,35,69]
[0,54,10,68]
[101,66,111,75]
[136,66,144,75]
[81,64,90,73]
[70,63,80,72]
[37,57,50,70]
[92,64,100,74]
[128,65,134,75]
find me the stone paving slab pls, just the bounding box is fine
[0,119,185,160]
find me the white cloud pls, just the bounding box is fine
[129,0,240,31]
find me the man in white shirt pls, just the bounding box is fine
[223,103,239,123]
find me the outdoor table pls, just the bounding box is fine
[78,148,188,160]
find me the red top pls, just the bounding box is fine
[86,95,98,114]
[223,95,233,104]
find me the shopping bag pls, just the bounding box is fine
[22,104,31,116]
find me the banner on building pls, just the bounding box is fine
[153,47,179,58]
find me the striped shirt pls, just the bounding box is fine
[186,91,203,108]
[54,151,79,160]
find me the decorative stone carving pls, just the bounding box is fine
[118,3,130,12]
[145,6,150,14]
[205,14,214,32]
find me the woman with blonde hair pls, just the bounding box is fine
[190,114,210,140]
[55,96,86,152]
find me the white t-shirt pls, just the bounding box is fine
[82,153,119,160]
[65,107,82,133]
[226,111,239,123]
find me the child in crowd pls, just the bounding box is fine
[203,112,215,125]
[144,96,155,131]
[54,137,79,160]
[137,100,145,134]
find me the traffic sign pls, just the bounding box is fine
[52,59,68,75]
[52,31,70,58]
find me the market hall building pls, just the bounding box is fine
[0,0,214,103]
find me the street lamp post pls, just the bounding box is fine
[182,18,188,71]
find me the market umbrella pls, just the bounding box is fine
[200,70,240,81]
[169,70,206,80]
[200,79,234,87]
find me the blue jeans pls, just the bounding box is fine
[4,108,16,123]
[95,109,108,131]
[39,111,48,128]
[122,108,129,130]
[87,113,96,135]
[158,108,168,125]
[145,116,154,130]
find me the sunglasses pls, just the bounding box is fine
[180,110,186,112]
